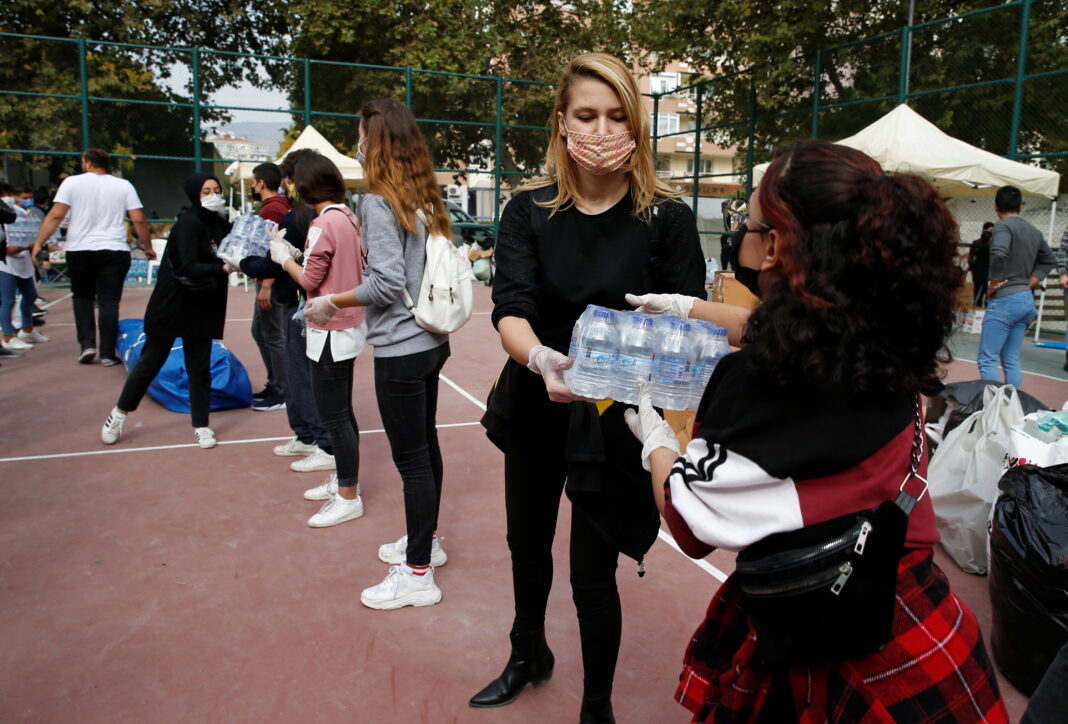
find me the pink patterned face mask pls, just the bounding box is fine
[563,124,636,175]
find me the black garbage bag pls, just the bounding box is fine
[989,463,1068,696]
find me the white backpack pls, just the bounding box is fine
[400,209,473,334]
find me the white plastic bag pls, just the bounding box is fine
[928,384,1024,574]
[1007,416,1068,469]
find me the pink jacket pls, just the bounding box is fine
[296,205,365,331]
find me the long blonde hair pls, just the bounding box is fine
[523,53,678,220]
[360,99,451,238]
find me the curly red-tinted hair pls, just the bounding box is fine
[743,141,962,397]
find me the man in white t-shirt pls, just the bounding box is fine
[32,149,152,365]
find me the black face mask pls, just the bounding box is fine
[729,223,762,298]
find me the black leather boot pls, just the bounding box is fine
[579,693,616,724]
[468,628,555,708]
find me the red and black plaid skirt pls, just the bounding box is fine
[676,548,1008,723]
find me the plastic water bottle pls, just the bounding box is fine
[612,313,657,405]
[566,307,619,399]
[567,305,596,364]
[652,318,696,410]
[689,323,731,411]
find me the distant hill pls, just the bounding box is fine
[206,121,292,157]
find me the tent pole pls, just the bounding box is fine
[1049,199,1058,245]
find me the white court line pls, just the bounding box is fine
[438,370,731,582]
[40,292,73,309]
[0,421,482,464]
[953,355,1068,383]
[439,373,487,411]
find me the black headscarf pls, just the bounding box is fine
[184,172,220,208]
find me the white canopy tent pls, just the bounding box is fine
[751,104,1060,199]
[224,125,365,210]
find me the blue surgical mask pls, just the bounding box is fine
[356,148,366,167]
[20,199,34,209]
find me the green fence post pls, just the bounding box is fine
[652,94,660,167]
[811,49,822,138]
[494,77,503,229]
[745,74,756,197]
[1008,0,1032,158]
[78,38,90,148]
[692,82,702,213]
[192,48,202,171]
[303,58,312,127]
[897,27,910,104]
[405,68,413,108]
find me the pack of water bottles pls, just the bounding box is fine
[216,213,274,261]
[3,212,42,248]
[564,305,732,411]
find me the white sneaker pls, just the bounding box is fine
[18,330,49,343]
[361,565,442,610]
[4,337,33,351]
[194,427,217,449]
[303,473,339,501]
[378,535,448,567]
[101,410,126,444]
[274,437,320,457]
[290,447,336,472]
[307,492,364,527]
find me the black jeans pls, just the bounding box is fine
[116,335,212,427]
[309,341,359,487]
[251,285,287,394]
[284,309,330,452]
[67,249,131,359]
[373,342,450,567]
[503,399,621,700]
[1021,640,1068,724]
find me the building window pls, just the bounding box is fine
[649,72,680,96]
[651,112,679,136]
[685,157,715,175]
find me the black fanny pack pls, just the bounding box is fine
[175,275,215,292]
[735,402,927,666]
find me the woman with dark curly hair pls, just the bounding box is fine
[625,140,1008,722]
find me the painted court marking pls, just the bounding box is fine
[0,421,482,463]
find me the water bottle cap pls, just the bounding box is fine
[631,313,652,327]
[670,320,691,332]
[712,328,728,338]
[593,308,614,321]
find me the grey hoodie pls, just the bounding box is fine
[354,194,447,357]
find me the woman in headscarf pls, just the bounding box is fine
[100,172,235,449]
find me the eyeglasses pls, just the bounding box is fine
[740,213,774,233]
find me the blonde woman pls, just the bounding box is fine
[305,99,453,609]
[467,54,705,723]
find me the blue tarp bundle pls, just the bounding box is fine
[116,319,253,413]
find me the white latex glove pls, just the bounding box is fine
[269,239,297,266]
[625,292,696,319]
[624,379,682,471]
[217,253,241,274]
[304,295,340,326]
[268,226,302,261]
[527,344,578,403]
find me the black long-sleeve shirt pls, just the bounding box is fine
[491,187,706,351]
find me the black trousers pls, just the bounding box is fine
[373,342,450,567]
[503,400,621,700]
[116,335,212,427]
[67,249,131,359]
[310,341,359,487]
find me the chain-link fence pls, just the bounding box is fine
[651,0,1067,263]
[2,0,1065,252]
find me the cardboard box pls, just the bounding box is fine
[711,271,760,309]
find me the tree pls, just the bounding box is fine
[630,0,1068,177]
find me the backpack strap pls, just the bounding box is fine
[400,208,432,311]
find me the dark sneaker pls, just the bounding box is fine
[79,348,97,364]
[0,347,23,358]
[100,357,122,367]
[252,386,274,403]
[251,390,286,411]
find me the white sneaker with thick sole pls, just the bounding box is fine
[4,337,33,351]
[274,437,320,457]
[18,330,50,343]
[361,565,442,610]
[307,493,364,527]
[290,447,336,472]
[303,473,339,501]
[378,535,448,568]
[194,427,217,449]
[101,411,126,444]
